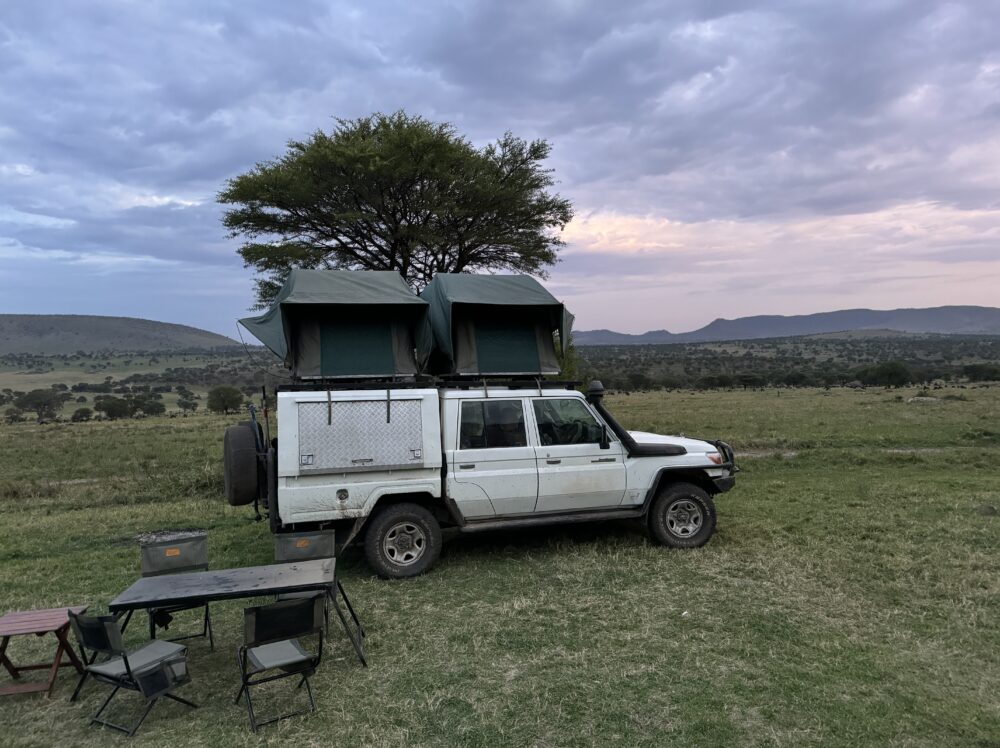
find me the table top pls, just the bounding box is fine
[108,559,335,612]
[0,606,88,637]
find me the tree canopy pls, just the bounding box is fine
[207,385,244,414]
[14,388,72,421]
[219,111,574,307]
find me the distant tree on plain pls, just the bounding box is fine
[93,396,131,420]
[14,389,72,422]
[71,407,92,422]
[207,386,244,414]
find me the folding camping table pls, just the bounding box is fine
[108,559,366,665]
[0,605,88,697]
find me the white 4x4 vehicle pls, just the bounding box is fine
[224,381,737,578]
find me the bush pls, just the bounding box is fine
[71,407,93,422]
[963,363,1000,382]
[857,361,913,387]
[93,396,131,420]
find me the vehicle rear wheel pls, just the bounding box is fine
[648,482,716,548]
[364,503,442,579]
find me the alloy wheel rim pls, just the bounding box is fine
[383,522,427,566]
[665,499,703,538]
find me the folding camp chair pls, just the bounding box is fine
[233,597,324,733]
[273,530,366,665]
[139,533,214,649]
[67,610,196,737]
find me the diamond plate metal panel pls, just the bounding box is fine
[297,399,424,473]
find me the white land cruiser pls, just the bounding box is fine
[224,381,737,578]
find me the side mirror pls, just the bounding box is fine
[599,423,610,450]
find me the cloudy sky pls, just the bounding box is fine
[2,1,999,336]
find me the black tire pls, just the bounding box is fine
[363,503,442,579]
[648,482,716,548]
[223,422,258,506]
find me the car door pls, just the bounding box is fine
[531,397,626,513]
[448,398,538,517]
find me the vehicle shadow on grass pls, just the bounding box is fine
[435,521,653,574]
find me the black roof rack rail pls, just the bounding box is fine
[275,377,580,393]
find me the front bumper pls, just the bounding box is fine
[709,440,739,493]
[712,475,736,492]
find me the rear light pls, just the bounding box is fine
[706,452,723,465]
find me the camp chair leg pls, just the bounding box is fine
[243,684,259,733]
[233,650,248,704]
[164,692,198,709]
[69,670,89,702]
[90,685,121,726]
[303,676,316,711]
[126,699,157,737]
[148,610,157,640]
[69,648,99,702]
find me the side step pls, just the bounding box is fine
[457,507,645,534]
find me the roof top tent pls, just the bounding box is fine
[239,270,428,379]
[418,274,573,377]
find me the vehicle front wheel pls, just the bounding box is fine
[364,503,442,579]
[648,482,716,548]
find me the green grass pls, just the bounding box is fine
[0,389,998,746]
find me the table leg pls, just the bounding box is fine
[330,586,367,667]
[0,637,19,679]
[115,609,134,634]
[45,637,66,698]
[54,627,85,673]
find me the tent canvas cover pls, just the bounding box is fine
[418,274,573,376]
[240,270,428,379]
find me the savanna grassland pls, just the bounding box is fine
[0,387,997,747]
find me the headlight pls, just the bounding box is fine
[706,451,723,465]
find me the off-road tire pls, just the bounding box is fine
[648,482,716,548]
[223,422,259,506]
[364,503,442,579]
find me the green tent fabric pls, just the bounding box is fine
[417,274,573,376]
[239,270,427,379]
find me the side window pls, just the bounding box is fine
[532,398,603,446]
[459,400,527,449]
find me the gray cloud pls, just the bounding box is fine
[0,0,998,334]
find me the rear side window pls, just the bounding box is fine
[459,400,527,449]
[533,398,603,446]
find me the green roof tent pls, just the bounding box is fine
[239,270,428,379]
[418,274,573,376]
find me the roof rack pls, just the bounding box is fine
[275,377,580,393]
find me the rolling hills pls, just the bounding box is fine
[575,305,1000,345]
[0,315,240,354]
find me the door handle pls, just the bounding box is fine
[591,457,617,463]
[546,459,561,465]
[459,464,475,469]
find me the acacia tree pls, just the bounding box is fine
[219,111,573,307]
[207,386,244,414]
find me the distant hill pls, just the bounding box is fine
[0,315,240,354]
[574,306,1000,345]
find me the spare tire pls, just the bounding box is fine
[223,422,259,506]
